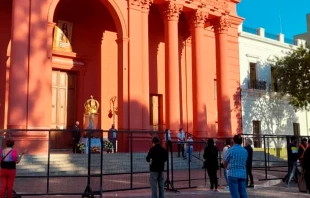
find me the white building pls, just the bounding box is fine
[238,25,309,148]
[295,13,310,48]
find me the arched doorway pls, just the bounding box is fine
[48,0,125,149]
[0,0,12,129]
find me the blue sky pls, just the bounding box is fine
[237,0,310,40]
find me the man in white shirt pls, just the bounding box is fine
[177,128,185,158]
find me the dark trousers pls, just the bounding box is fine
[73,139,79,153]
[166,140,172,153]
[207,167,218,189]
[177,144,184,157]
[246,166,254,185]
[111,138,117,153]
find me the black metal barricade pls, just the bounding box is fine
[0,129,308,197]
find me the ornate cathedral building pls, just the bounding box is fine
[0,0,242,152]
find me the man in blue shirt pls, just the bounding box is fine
[223,134,248,198]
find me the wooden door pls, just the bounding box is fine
[51,70,77,149]
[150,95,162,131]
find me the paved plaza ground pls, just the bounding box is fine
[13,171,310,198]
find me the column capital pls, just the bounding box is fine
[161,1,182,22]
[188,10,207,28]
[185,36,192,46]
[212,16,231,34]
[141,0,153,13]
[129,0,142,10]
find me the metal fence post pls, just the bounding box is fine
[263,135,267,180]
[130,130,133,189]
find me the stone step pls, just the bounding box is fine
[14,151,285,176]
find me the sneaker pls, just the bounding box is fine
[207,188,214,192]
[214,189,219,192]
[224,186,229,190]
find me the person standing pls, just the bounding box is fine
[177,128,185,158]
[185,135,193,162]
[0,139,25,198]
[108,124,118,153]
[72,121,81,153]
[146,137,168,198]
[222,139,232,190]
[283,136,299,186]
[298,138,308,166]
[223,134,248,198]
[203,138,219,192]
[244,138,254,188]
[164,129,172,153]
[302,139,310,194]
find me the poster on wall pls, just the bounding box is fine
[53,20,73,52]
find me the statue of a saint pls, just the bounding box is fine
[87,113,95,129]
[84,95,100,114]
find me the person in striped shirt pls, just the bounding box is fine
[223,135,248,198]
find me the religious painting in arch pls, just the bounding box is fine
[53,20,73,52]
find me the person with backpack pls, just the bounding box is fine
[283,136,299,187]
[0,139,26,198]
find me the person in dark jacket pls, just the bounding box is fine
[146,137,168,198]
[302,139,310,194]
[283,136,299,186]
[203,138,219,192]
[72,121,81,153]
[244,138,254,187]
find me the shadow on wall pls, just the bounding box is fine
[0,0,12,129]
[240,61,298,150]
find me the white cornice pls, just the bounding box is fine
[239,32,298,50]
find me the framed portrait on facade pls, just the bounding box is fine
[53,20,73,52]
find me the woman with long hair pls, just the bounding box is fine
[203,138,219,192]
[0,139,25,198]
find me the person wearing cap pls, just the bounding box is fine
[146,137,168,198]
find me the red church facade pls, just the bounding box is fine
[0,0,242,153]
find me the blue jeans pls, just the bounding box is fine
[228,176,247,198]
[149,171,164,198]
[186,147,193,161]
[224,168,229,185]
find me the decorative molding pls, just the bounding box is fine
[161,1,182,22]
[185,36,192,46]
[141,0,153,12]
[129,0,142,10]
[212,16,231,33]
[189,10,207,28]
[203,0,229,9]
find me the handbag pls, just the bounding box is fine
[298,172,308,193]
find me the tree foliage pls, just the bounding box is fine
[274,47,310,109]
